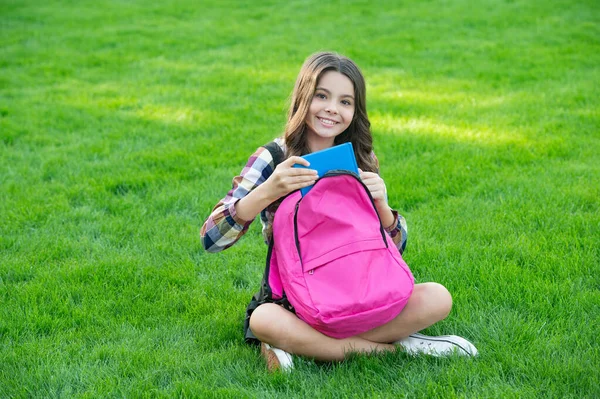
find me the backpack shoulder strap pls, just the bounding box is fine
[262,141,285,169]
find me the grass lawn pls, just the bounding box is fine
[1,0,599,397]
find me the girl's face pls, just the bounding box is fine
[304,70,355,151]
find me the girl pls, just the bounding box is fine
[201,52,478,372]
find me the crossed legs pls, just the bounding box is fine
[249,282,452,362]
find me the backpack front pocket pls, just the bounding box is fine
[302,238,403,319]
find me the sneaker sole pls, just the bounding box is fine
[261,342,281,372]
[410,333,479,356]
[261,343,293,372]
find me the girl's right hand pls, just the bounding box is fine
[265,156,318,199]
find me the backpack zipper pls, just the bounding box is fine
[319,171,388,248]
[292,171,389,270]
[293,198,303,268]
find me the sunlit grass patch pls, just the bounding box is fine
[373,113,528,147]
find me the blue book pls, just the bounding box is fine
[293,142,359,196]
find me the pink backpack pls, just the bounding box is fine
[268,171,415,339]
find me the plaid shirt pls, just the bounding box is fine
[201,138,408,254]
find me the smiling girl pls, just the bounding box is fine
[201,52,478,371]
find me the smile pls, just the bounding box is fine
[317,117,338,126]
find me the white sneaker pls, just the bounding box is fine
[396,332,479,357]
[261,342,294,372]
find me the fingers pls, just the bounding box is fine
[364,185,387,202]
[360,171,379,183]
[271,175,316,196]
[359,172,387,202]
[363,182,384,195]
[278,156,317,176]
[280,173,318,186]
[269,157,318,197]
[284,156,310,168]
[287,168,318,178]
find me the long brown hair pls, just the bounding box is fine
[284,51,377,173]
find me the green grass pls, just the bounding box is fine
[1,0,599,397]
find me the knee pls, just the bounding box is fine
[419,282,452,320]
[432,283,453,319]
[249,303,284,342]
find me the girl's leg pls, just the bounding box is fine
[250,303,395,362]
[249,282,452,362]
[358,282,452,343]
[359,282,478,357]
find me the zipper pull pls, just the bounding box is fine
[309,270,314,275]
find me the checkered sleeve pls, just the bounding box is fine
[372,151,408,254]
[200,146,276,253]
[385,210,408,254]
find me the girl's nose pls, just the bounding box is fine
[325,104,338,114]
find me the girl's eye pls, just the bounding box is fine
[316,93,326,99]
[342,100,352,106]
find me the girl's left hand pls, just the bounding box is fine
[358,169,388,205]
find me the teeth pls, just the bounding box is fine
[319,118,336,125]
